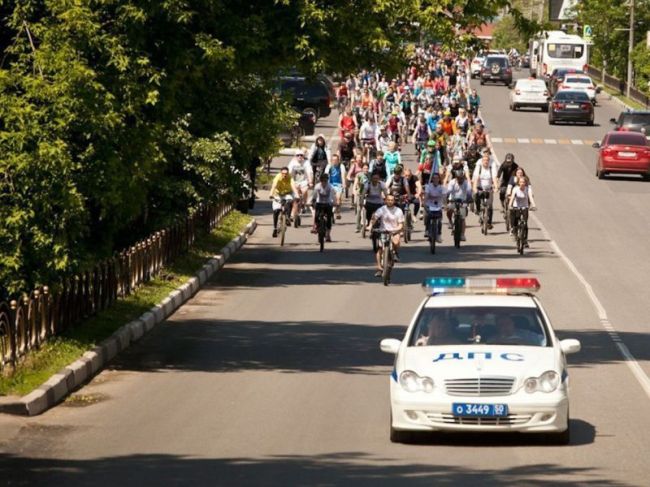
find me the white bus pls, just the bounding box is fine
[530,31,588,80]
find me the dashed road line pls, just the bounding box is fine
[544,139,557,144]
[517,138,530,144]
[571,139,584,145]
[493,137,596,146]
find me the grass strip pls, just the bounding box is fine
[601,86,647,111]
[0,211,252,397]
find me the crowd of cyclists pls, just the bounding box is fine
[269,44,537,275]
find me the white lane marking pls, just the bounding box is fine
[491,137,503,143]
[544,139,557,144]
[571,139,584,145]
[517,138,530,144]
[534,214,650,399]
[489,146,650,401]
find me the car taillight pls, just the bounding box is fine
[553,102,564,109]
[506,68,512,74]
[581,103,591,110]
[602,148,614,157]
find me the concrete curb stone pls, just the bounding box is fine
[0,217,257,416]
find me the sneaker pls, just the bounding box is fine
[393,252,400,262]
[326,235,332,242]
[447,221,453,229]
[460,235,466,241]
[524,242,530,248]
[436,236,442,243]
[488,224,493,230]
[272,229,278,238]
[355,228,361,233]
[424,232,430,240]
[335,213,342,220]
[374,270,382,277]
[311,226,317,234]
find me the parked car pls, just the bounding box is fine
[609,111,650,138]
[592,131,650,180]
[556,74,601,104]
[510,78,549,111]
[548,67,585,95]
[278,76,335,122]
[480,55,512,86]
[548,90,594,125]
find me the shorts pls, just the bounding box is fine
[331,183,344,195]
[296,180,309,191]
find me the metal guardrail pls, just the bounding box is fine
[0,202,232,372]
[587,65,650,109]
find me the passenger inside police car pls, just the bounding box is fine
[487,315,544,346]
[415,314,462,346]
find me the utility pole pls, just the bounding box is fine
[627,0,635,98]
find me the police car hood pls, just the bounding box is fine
[402,345,558,379]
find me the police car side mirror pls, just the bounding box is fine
[380,338,401,354]
[560,339,581,355]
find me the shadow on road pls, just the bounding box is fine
[0,446,626,487]
[112,319,403,375]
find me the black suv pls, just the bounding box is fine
[480,55,512,86]
[279,76,335,122]
[609,111,650,138]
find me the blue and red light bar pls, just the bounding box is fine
[422,277,540,295]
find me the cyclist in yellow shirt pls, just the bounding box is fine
[270,166,298,238]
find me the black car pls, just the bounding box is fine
[279,76,335,122]
[548,90,594,125]
[479,55,512,86]
[609,111,650,138]
[548,68,585,95]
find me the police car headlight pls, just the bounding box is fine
[538,370,560,392]
[399,370,434,393]
[524,371,559,393]
[524,377,539,393]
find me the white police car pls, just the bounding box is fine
[380,277,581,444]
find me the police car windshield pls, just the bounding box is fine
[409,307,550,347]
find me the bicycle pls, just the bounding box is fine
[374,229,396,286]
[401,197,413,243]
[357,193,368,238]
[294,193,305,228]
[426,206,442,254]
[313,203,331,252]
[477,190,491,235]
[513,207,535,255]
[500,189,510,233]
[450,199,465,248]
[274,196,293,246]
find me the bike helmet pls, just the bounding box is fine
[427,140,436,147]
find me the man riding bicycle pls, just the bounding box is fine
[471,152,499,230]
[311,173,335,242]
[367,194,404,277]
[446,169,472,241]
[270,166,298,238]
[422,173,446,243]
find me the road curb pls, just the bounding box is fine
[1,219,257,416]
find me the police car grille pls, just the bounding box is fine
[426,413,532,426]
[444,377,515,396]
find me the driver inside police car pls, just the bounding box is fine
[488,315,543,346]
[415,314,461,346]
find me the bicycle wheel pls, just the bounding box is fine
[482,206,489,235]
[429,218,436,254]
[453,214,461,248]
[361,205,367,238]
[504,204,510,232]
[279,213,287,246]
[382,245,392,286]
[318,218,326,252]
[294,214,301,228]
[517,222,525,255]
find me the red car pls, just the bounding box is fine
[593,131,650,180]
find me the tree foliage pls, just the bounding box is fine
[0,0,508,294]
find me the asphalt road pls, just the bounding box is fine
[1,74,650,487]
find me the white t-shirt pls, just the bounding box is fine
[447,179,472,202]
[512,186,533,208]
[312,183,335,205]
[423,183,447,211]
[472,162,498,190]
[288,159,312,185]
[375,205,405,232]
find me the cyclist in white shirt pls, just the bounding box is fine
[446,170,472,241]
[311,173,335,241]
[508,175,537,246]
[471,152,499,229]
[287,149,313,215]
[422,173,447,243]
[367,194,404,276]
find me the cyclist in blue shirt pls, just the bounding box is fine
[324,154,347,219]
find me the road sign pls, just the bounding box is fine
[583,25,593,42]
